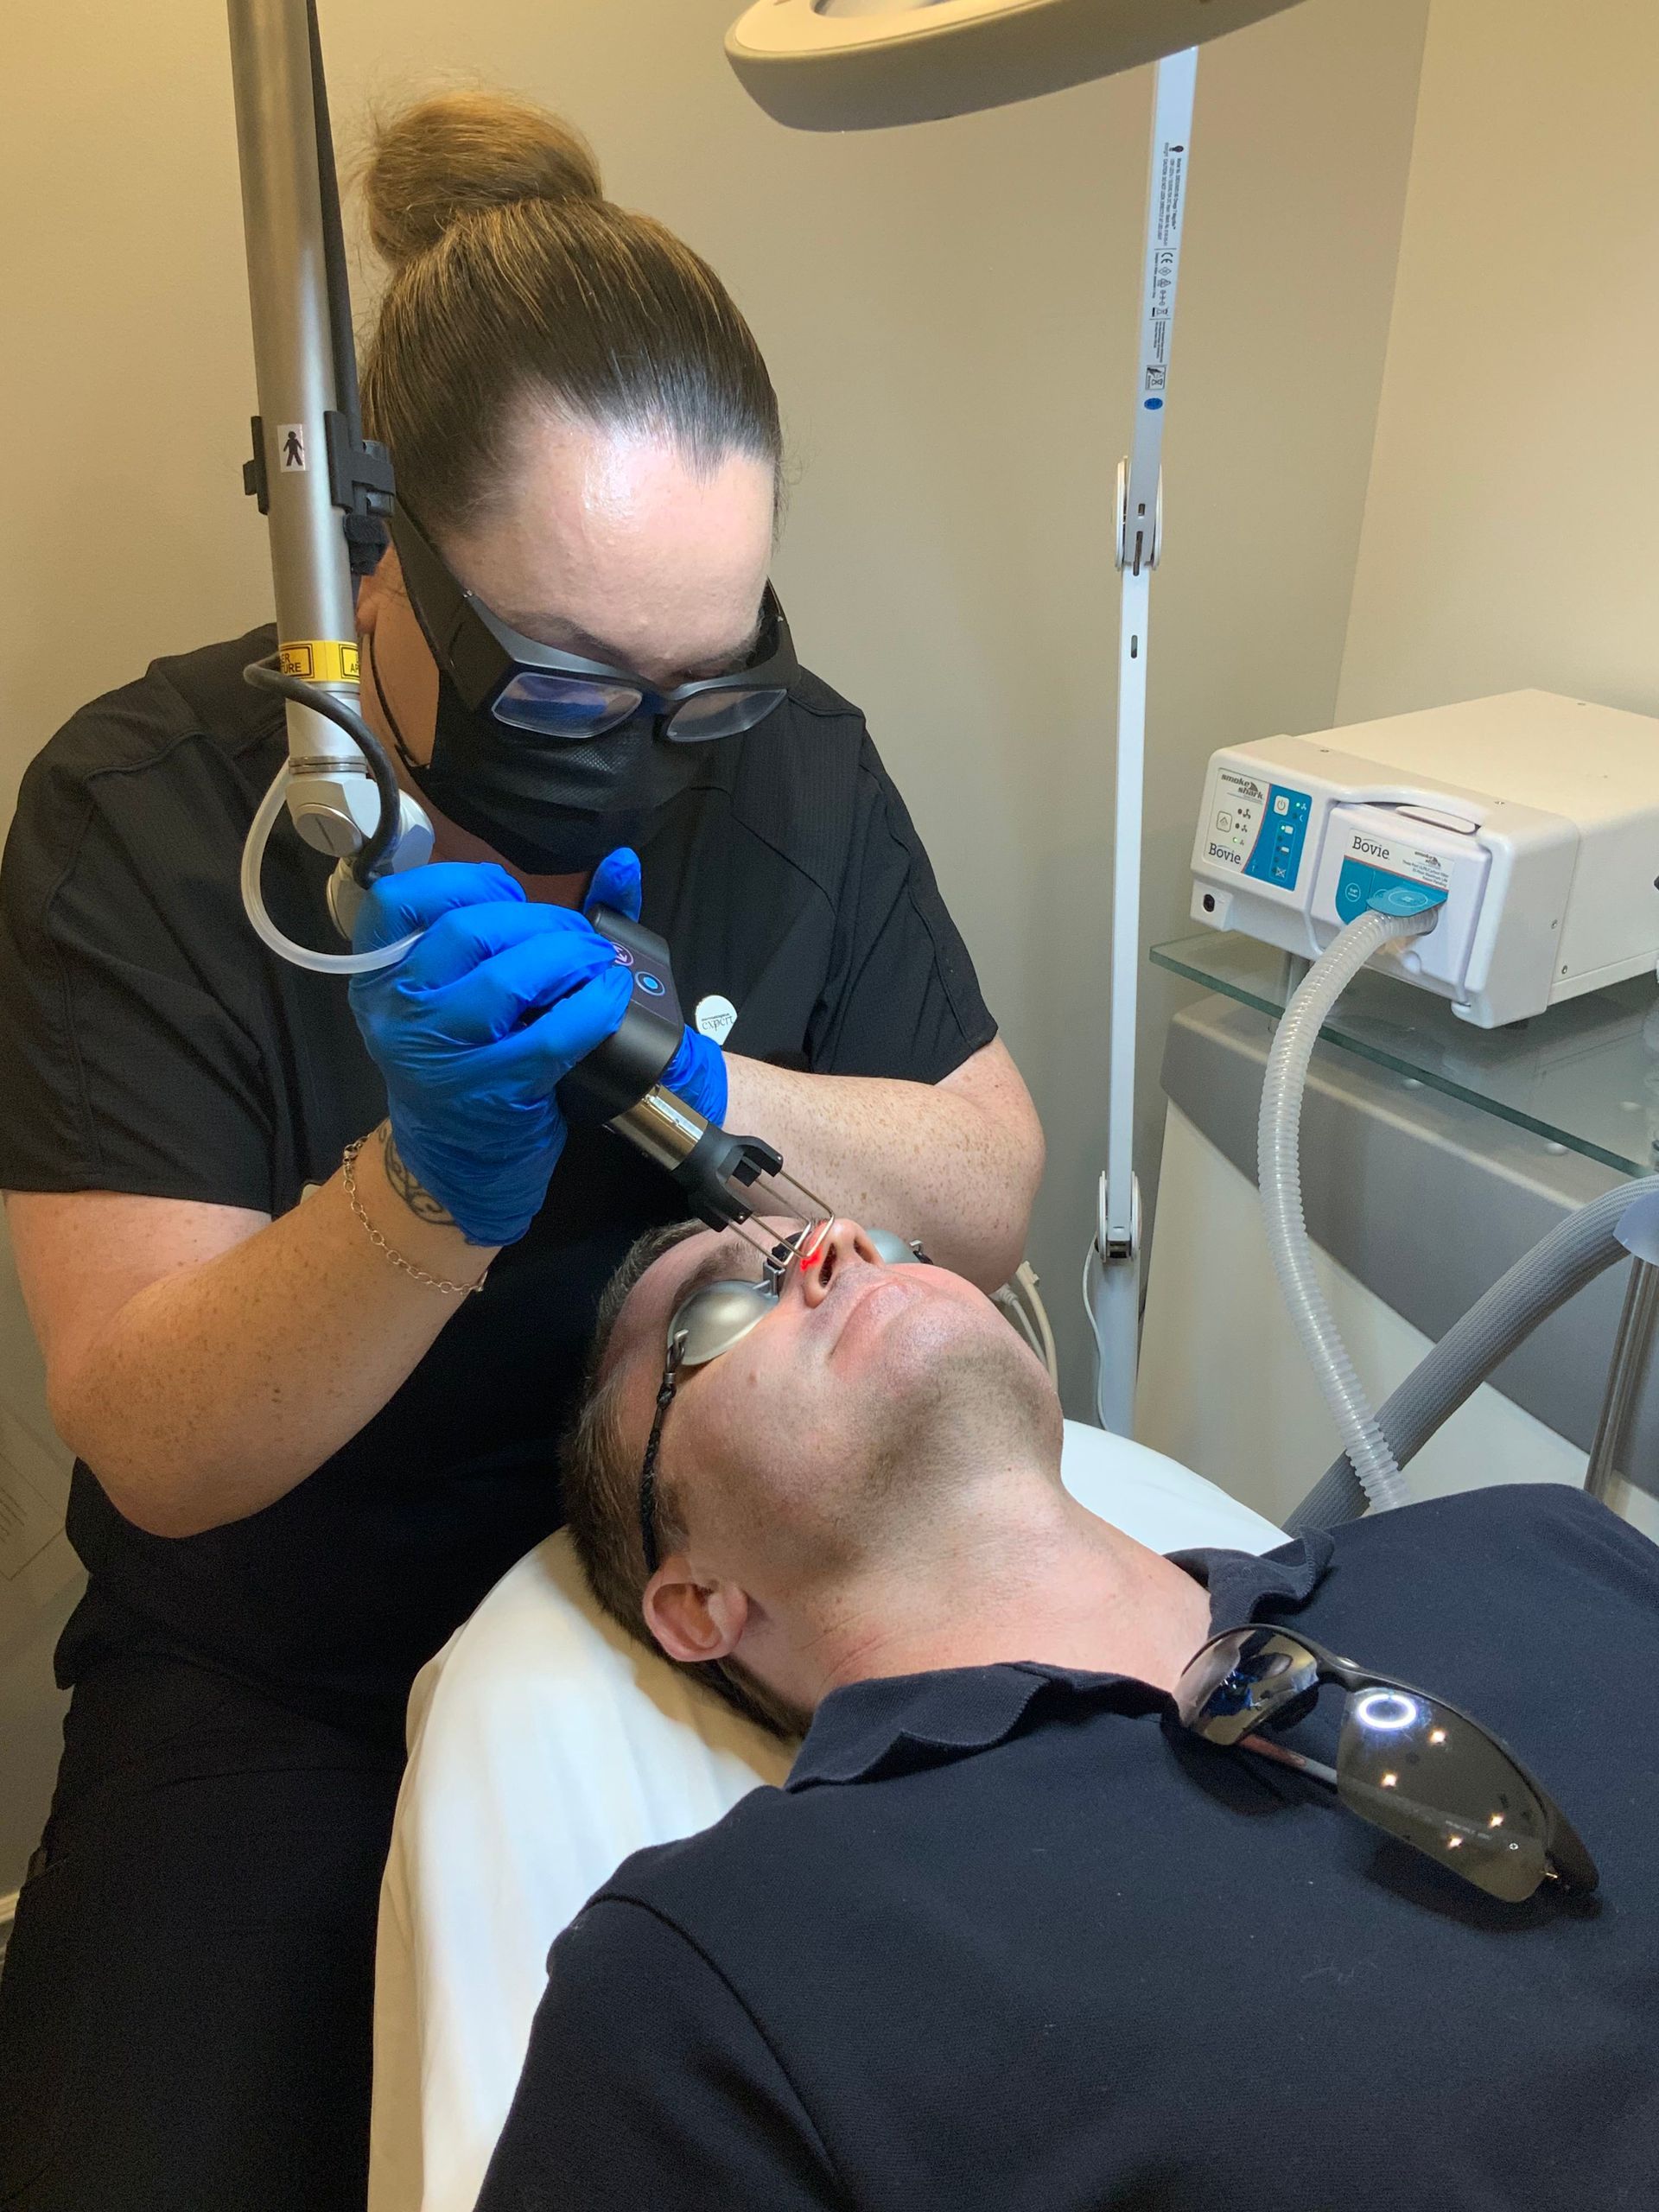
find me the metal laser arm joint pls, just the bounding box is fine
[559,907,830,1243]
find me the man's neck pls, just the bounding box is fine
[799,1478,1214,1705]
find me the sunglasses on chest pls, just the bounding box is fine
[1175,1624,1598,1904]
[390,505,798,745]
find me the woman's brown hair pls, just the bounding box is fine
[357,88,781,536]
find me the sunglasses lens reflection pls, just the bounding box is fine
[493,672,645,739]
[1175,1630,1321,1746]
[1338,1692,1549,1902]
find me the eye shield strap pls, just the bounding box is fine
[639,1337,684,1582]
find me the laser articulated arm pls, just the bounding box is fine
[227,0,430,978]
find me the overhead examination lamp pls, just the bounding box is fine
[724,0,1307,1432]
[727,0,1300,128]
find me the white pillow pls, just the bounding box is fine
[1058,1422,1286,1557]
[367,1422,1285,2212]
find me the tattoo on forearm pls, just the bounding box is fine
[381,1125,459,1229]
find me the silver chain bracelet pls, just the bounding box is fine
[340,1135,491,1298]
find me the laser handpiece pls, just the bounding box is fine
[557,907,834,1268]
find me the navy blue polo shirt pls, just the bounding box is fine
[478,1485,1659,2210]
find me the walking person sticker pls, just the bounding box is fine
[278,423,307,472]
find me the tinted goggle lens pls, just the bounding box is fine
[1337,1688,1549,1904]
[493,672,644,739]
[664,687,787,744]
[491,676,786,745]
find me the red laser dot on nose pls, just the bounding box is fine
[801,1225,827,1268]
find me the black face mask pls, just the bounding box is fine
[378,656,717,874]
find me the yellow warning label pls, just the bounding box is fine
[279,639,360,684]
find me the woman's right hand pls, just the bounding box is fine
[10,860,635,1534]
[349,862,633,1246]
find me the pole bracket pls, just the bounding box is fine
[243,416,270,516]
[241,410,395,579]
[323,412,396,575]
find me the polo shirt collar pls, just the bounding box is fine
[786,1531,1333,1794]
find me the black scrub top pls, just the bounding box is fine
[0,624,996,1742]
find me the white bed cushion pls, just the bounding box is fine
[367,1422,1284,2212]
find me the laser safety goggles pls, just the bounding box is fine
[391,503,798,744]
[1174,1625,1598,1904]
[638,1223,926,1578]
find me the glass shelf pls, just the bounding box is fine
[1149,932,1659,1179]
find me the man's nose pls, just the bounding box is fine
[798,1217,882,1307]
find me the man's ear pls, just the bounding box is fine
[643,1561,750,1667]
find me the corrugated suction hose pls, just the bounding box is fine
[1258,904,1442,1515]
[1287,1173,1659,1532]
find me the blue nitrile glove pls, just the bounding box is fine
[349,862,632,1245]
[663,1025,728,1125]
[583,844,643,922]
[582,847,728,1125]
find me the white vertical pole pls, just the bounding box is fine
[1089,48,1198,1433]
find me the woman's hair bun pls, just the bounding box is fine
[360,88,604,272]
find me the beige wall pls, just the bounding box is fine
[1,4,272,826]
[1338,0,1659,725]
[0,0,1427,1430]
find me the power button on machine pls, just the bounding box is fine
[638,974,666,996]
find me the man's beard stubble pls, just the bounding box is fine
[836,1323,1065,1548]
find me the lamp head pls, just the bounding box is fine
[726,0,1310,131]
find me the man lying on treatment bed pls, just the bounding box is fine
[476,1217,1659,2212]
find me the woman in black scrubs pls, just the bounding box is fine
[0,89,1043,2209]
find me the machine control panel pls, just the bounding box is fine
[1199,766,1313,893]
[1242,783,1312,889]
